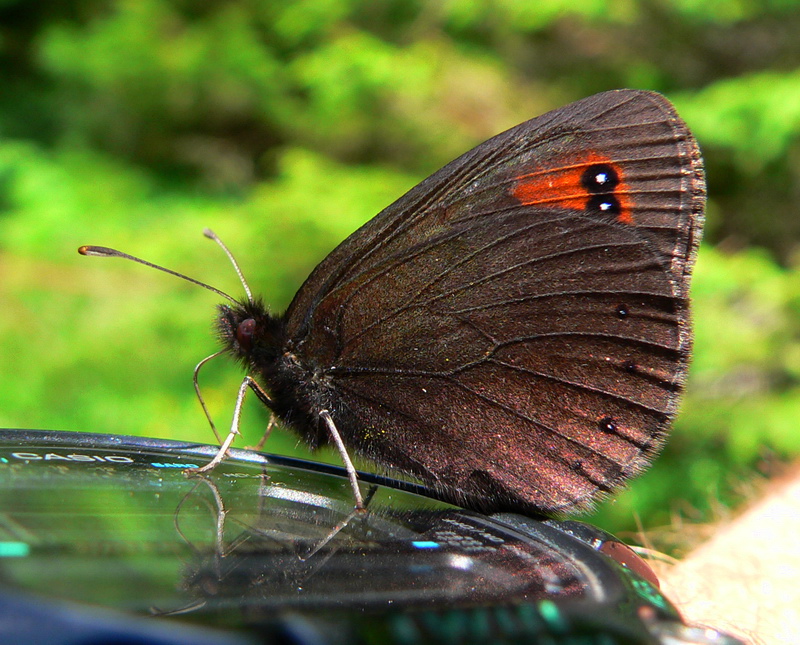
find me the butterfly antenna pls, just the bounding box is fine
[78,245,238,304]
[203,229,253,303]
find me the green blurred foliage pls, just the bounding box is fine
[1,0,800,541]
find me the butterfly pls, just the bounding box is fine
[81,89,705,515]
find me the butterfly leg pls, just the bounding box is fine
[193,350,225,443]
[188,375,267,474]
[319,410,364,510]
[248,414,278,451]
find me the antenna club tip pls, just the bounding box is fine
[78,245,115,257]
[203,228,217,240]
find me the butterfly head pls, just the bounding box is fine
[216,299,284,368]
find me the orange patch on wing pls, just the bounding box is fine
[511,151,634,225]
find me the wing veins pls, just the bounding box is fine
[417,239,649,308]
[484,358,671,416]
[444,152,690,214]
[334,371,631,476]
[446,288,676,315]
[335,213,595,349]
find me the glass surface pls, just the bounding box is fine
[0,431,598,613]
[0,430,745,645]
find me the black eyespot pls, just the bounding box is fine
[616,303,629,319]
[622,359,638,374]
[237,318,256,352]
[586,194,621,216]
[581,163,619,193]
[599,417,617,433]
[582,163,622,217]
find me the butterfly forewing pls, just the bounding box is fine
[278,89,704,514]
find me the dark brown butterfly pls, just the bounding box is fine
[81,89,705,516]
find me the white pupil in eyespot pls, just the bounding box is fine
[595,172,608,185]
[599,201,611,211]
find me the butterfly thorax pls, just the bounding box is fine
[216,300,334,449]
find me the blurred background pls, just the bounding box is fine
[1,0,799,546]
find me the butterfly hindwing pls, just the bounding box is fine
[278,89,704,514]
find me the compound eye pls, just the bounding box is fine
[236,318,256,352]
